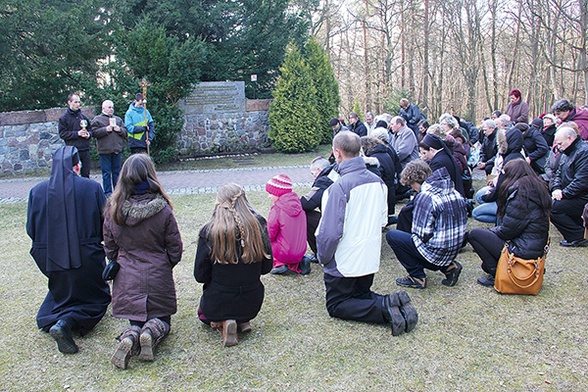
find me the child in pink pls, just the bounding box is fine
[266,174,310,275]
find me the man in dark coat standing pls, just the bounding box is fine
[399,98,425,137]
[58,93,92,178]
[26,146,111,354]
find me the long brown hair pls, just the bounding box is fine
[107,154,172,225]
[208,183,269,264]
[496,159,551,218]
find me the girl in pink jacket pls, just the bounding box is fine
[266,174,310,275]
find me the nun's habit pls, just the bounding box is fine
[26,146,111,333]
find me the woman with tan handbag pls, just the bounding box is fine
[468,159,551,287]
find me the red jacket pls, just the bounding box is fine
[566,106,588,140]
[267,191,307,264]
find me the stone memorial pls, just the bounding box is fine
[179,81,246,114]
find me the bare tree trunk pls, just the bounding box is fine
[401,3,406,92]
[423,0,430,113]
[363,17,370,111]
[507,0,523,90]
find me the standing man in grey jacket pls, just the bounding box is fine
[316,131,418,336]
[91,100,127,197]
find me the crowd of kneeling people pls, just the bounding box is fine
[27,96,588,370]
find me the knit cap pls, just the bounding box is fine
[266,174,293,197]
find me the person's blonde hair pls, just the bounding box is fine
[209,183,269,264]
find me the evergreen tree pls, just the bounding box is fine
[352,100,364,120]
[269,43,320,153]
[0,0,111,111]
[304,37,340,144]
[104,17,206,163]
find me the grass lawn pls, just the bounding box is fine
[1,177,587,391]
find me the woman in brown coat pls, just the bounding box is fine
[103,154,183,369]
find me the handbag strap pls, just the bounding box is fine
[507,255,543,288]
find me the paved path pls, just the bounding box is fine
[0,165,314,204]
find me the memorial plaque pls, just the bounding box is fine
[179,81,246,114]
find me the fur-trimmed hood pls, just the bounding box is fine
[122,194,168,226]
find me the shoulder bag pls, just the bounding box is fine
[494,241,549,295]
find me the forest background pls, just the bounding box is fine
[2,0,588,152]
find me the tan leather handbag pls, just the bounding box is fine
[494,242,548,295]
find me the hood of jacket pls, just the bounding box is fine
[275,191,303,218]
[336,156,365,176]
[128,102,145,115]
[368,143,389,156]
[505,128,524,155]
[122,194,168,226]
[421,167,455,196]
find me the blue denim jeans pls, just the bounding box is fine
[99,153,122,196]
[473,186,497,223]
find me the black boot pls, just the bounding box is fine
[49,320,78,354]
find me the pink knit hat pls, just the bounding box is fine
[266,174,293,197]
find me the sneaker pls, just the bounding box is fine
[305,253,319,264]
[383,294,406,336]
[270,265,288,275]
[477,275,495,287]
[387,215,398,226]
[395,275,426,289]
[388,291,418,333]
[441,261,463,287]
[559,238,588,247]
[299,256,312,275]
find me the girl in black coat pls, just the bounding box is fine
[468,159,551,287]
[195,183,273,346]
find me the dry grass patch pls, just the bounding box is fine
[1,190,587,391]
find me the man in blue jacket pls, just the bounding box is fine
[125,93,155,154]
[316,131,418,336]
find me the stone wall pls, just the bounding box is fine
[0,100,270,175]
[0,107,95,175]
[178,99,271,155]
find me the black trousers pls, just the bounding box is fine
[78,149,91,178]
[551,198,588,241]
[324,273,386,324]
[467,228,505,276]
[130,147,148,155]
[306,210,321,255]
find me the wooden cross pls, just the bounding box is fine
[138,78,152,155]
[139,78,151,99]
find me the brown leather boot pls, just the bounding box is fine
[139,318,170,361]
[111,326,141,369]
[222,320,238,347]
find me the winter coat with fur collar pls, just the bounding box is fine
[104,193,183,322]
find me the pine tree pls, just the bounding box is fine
[352,100,364,120]
[269,43,320,153]
[304,37,340,144]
